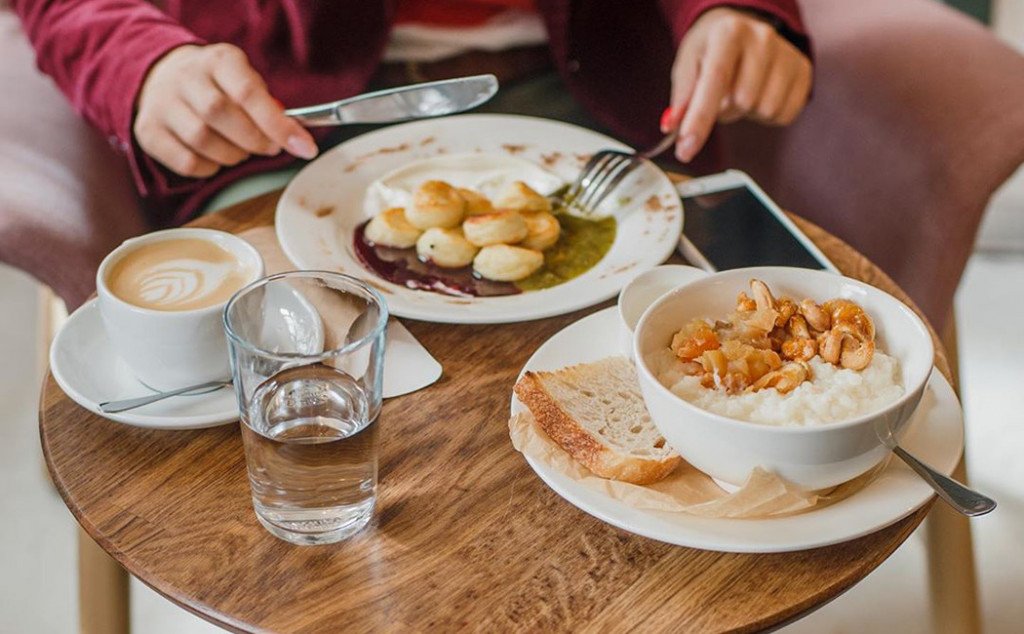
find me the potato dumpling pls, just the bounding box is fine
[519,212,561,251]
[458,187,495,216]
[364,207,422,248]
[407,180,466,229]
[495,180,551,214]
[416,227,478,268]
[463,211,528,247]
[473,244,544,282]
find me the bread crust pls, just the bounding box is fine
[514,369,681,485]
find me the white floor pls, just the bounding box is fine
[1,179,1022,631]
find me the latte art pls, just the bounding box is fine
[107,238,254,311]
[134,261,238,308]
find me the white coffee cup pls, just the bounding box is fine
[96,228,264,390]
[616,265,709,359]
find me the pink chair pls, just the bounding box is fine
[719,0,1024,332]
[717,2,1024,632]
[0,6,145,312]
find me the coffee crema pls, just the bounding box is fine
[107,238,253,311]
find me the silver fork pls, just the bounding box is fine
[563,130,679,215]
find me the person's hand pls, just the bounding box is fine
[133,43,318,178]
[663,8,812,162]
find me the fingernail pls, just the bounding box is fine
[287,135,318,160]
[676,134,698,162]
[660,106,675,133]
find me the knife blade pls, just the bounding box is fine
[285,74,499,127]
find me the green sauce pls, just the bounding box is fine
[516,213,617,291]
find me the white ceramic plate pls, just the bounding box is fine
[50,299,238,430]
[510,307,964,553]
[276,114,683,324]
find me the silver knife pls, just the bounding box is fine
[285,74,499,127]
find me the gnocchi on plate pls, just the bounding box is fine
[362,180,560,282]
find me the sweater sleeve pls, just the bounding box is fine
[11,0,205,195]
[658,0,810,57]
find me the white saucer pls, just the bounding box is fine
[50,299,239,430]
[510,307,964,553]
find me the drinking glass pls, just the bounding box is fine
[223,271,388,545]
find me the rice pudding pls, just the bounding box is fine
[652,349,904,426]
[650,278,905,426]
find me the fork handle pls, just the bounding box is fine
[639,131,679,160]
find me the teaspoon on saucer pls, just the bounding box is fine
[99,380,232,414]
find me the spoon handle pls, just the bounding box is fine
[99,380,231,414]
[891,446,996,516]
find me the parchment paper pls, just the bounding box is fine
[509,411,885,519]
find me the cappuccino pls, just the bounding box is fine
[107,237,254,311]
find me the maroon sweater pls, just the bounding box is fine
[12,0,807,223]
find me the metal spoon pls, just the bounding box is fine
[99,380,232,414]
[879,428,996,516]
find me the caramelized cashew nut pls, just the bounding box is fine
[775,298,798,327]
[840,338,875,370]
[750,279,776,311]
[781,337,817,362]
[818,329,845,365]
[787,314,812,339]
[748,362,808,394]
[825,299,876,341]
[799,298,831,332]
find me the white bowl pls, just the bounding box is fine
[633,267,934,491]
[616,265,710,358]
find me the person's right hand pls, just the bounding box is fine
[134,43,319,178]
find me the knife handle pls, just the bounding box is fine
[284,104,339,127]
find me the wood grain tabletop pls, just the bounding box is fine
[40,188,951,633]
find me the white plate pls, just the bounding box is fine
[276,114,683,324]
[50,299,238,430]
[510,307,964,553]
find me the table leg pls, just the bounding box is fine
[78,526,130,634]
[38,288,131,632]
[924,314,981,634]
[38,287,66,487]
[924,458,982,634]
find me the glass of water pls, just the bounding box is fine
[223,271,387,545]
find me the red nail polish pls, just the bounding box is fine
[660,107,674,133]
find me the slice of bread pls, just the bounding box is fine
[514,356,681,485]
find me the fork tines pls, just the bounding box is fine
[565,150,643,215]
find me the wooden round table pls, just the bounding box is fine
[41,190,951,633]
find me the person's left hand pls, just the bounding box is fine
[663,7,813,163]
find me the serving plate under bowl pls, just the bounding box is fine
[510,307,963,553]
[275,114,683,324]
